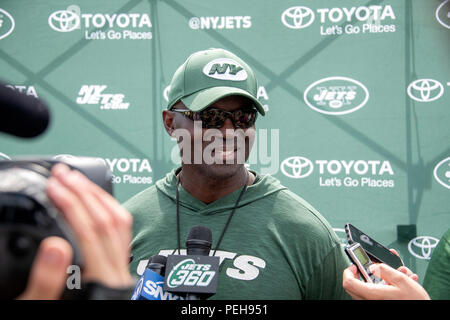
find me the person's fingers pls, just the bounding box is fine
[344,263,430,300]
[384,249,418,282]
[342,269,362,300]
[397,266,410,275]
[389,248,406,267]
[371,264,430,300]
[54,168,120,248]
[343,265,356,284]
[343,265,369,300]
[91,187,133,252]
[47,177,96,244]
[56,164,132,262]
[347,264,359,277]
[343,270,386,300]
[17,237,72,300]
[52,164,130,257]
[370,263,406,286]
[48,170,110,279]
[389,248,399,257]
[47,164,133,287]
[397,266,419,281]
[63,167,133,259]
[49,165,120,257]
[51,164,130,248]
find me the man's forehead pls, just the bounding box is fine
[207,95,254,111]
[173,95,253,112]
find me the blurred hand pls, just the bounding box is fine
[17,237,72,300]
[46,163,133,289]
[343,263,430,300]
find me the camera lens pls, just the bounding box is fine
[8,232,34,257]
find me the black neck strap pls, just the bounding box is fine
[175,170,250,256]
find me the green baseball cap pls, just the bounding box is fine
[167,48,265,116]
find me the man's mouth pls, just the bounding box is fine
[203,137,247,164]
[214,148,237,159]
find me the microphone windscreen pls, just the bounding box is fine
[149,255,167,265]
[0,83,51,138]
[187,225,212,243]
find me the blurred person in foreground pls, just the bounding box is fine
[17,164,134,299]
[422,228,450,300]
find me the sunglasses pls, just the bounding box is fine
[171,107,258,129]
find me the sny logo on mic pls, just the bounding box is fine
[131,268,182,300]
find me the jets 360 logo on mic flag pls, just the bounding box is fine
[164,255,219,295]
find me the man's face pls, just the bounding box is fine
[165,95,256,179]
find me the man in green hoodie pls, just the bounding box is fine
[125,48,351,299]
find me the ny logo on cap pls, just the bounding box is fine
[202,58,248,81]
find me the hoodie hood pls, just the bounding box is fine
[155,168,287,216]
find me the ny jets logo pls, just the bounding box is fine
[203,58,248,81]
[76,85,130,110]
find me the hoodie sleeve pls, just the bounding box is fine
[304,243,352,300]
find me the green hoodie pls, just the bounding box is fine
[125,168,351,300]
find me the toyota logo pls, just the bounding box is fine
[407,79,444,102]
[281,6,315,29]
[48,10,80,32]
[280,156,314,179]
[436,0,450,29]
[434,157,450,189]
[0,9,15,40]
[408,236,440,260]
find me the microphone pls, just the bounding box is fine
[0,83,50,138]
[164,225,219,300]
[131,255,182,300]
[185,226,212,300]
[186,225,212,256]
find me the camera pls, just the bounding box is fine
[0,156,113,299]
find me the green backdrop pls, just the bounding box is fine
[0,0,449,285]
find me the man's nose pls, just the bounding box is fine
[221,116,235,131]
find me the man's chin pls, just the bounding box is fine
[201,162,247,179]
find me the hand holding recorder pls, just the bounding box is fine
[343,263,430,300]
[342,223,430,300]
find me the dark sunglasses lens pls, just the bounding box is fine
[200,108,257,128]
[234,109,257,128]
[201,109,226,128]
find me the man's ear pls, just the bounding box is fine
[162,110,175,137]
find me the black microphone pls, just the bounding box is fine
[131,255,182,300]
[164,225,219,300]
[0,82,50,138]
[186,225,212,256]
[185,225,213,300]
[147,254,167,276]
